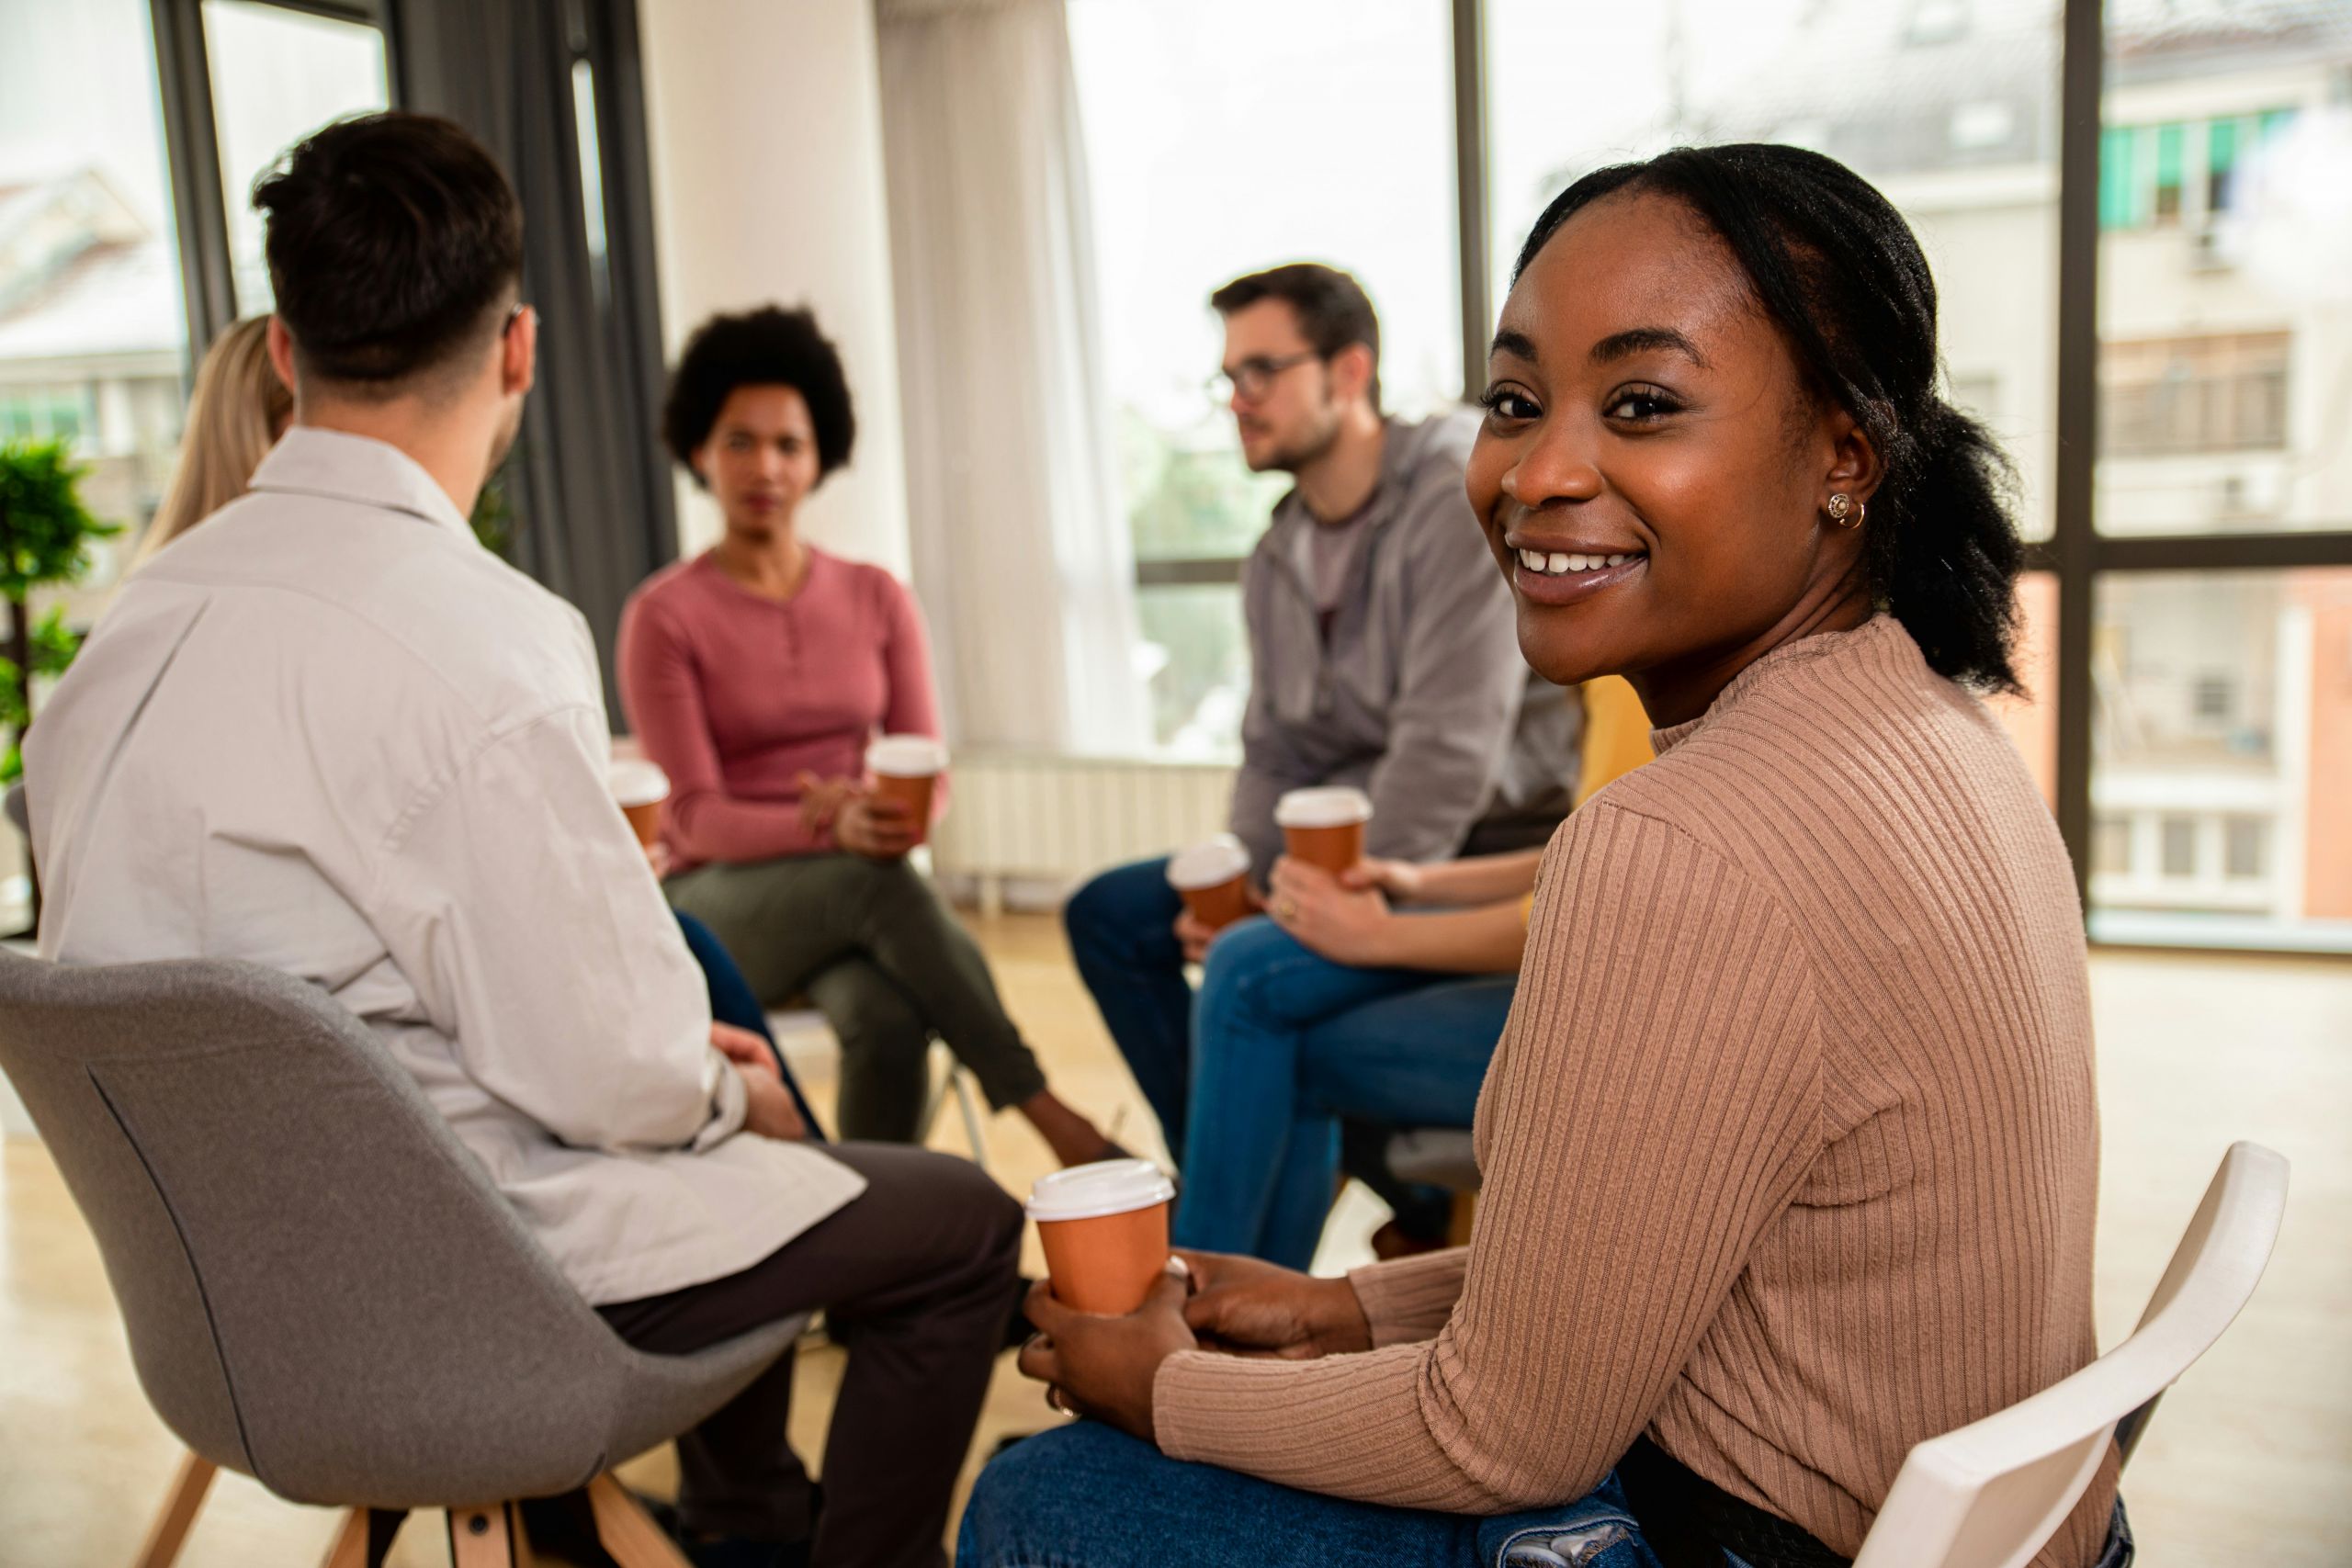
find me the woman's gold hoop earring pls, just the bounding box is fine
[1825,493,1864,529]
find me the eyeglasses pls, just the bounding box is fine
[503,302,529,337]
[1207,351,1320,403]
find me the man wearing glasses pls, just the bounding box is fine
[1065,262,1577,1251]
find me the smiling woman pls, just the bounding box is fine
[957,144,2132,1568]
[1469,145,2024,727]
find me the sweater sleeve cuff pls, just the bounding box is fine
[1347,1247,1468,1348]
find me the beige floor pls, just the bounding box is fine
[2,917,2347,1566]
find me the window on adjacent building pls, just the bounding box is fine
[2160,815,2199,878]
[2094,814,2134,877]
[2224,816,2268,880]
[2101,333,2290,457]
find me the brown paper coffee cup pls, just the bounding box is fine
[1027,1158,1179,1315]
[1275,787,1373,876]
[1166,835,1253,931]
[865,735,949,848]
[609,759,671,849]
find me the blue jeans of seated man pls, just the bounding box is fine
[674,908,824,1140]
[1176,918,1514,1269]
[956,1422,1658,1568]
[1063,857,1193,1150]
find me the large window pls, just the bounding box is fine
[2077,1,2352,952]
[1068,0,1461,755]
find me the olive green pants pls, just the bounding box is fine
[667,852,1048,1142]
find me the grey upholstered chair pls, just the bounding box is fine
[0,946,803,1567]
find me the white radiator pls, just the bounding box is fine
[931,750,1235,913]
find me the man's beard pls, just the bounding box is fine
[1259,404,1342,475]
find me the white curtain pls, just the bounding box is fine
[876,0,1147,754]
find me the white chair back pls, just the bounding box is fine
[1850,1141,2289,1568]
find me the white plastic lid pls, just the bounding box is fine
[866,734,949,777]
[1024,1157,1176,1223]
[607,758,671,807]
[1274,785,1373,829]
[1165,834,1250,890]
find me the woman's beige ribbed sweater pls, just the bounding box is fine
[1153,616,2118,1565]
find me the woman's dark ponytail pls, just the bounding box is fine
[1515,144,2027,694]
[1863,399,2024,694]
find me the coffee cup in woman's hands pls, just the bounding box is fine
[835,791,922,860]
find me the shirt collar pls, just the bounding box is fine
[247,427,481,545]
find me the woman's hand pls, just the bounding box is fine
[1266,856,1396,966]
[1346,857,1423,901]
[1177,1249,1373,1359]
[1017,1268,1198,1445]
[832,792,922,860]
[1171,886,1261,964]
[794,772,861,836]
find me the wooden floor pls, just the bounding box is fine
[2,916,2346,1565]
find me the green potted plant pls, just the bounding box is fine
[0,438,122,927]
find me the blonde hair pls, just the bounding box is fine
[136,317,294,566]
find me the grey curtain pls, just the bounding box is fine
[387,0,674,716]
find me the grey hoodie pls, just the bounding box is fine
[1229,411,1577,878]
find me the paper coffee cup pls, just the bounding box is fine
[1026,1157,1178,1315]
[608,759,671,848]
[1165,835,1252,931]
[865,734,949,846]
[1274,786,1373,875]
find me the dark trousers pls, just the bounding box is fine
[599,1143,1022,1568]
[669,854,1049,1142]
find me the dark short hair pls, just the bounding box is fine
[661,306,856,484]
[255,112,523,390]
[1209,263,1382,413]
[1514,144,2024,694]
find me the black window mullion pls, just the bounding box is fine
[2052,0,2105,915]
[1451,0,1490,405]
[149,0,238,358]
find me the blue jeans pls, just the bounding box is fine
[957,1422,1657,1568]
[1064,858,1194,1150]
[674,909,824,1140]
[1177,919,1514,1269]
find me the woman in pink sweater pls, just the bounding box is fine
[961,148,2128,1568]
[620,307,1115,1165]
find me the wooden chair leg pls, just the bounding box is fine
[318,1510,369,1568]
[131,1453,216,1568]
[586,1475,695,1568]
[320,1508,407,1568]
[446,1502,536,1568]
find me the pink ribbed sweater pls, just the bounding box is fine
[617,548,943,874]
[1153,616,2118,1565]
